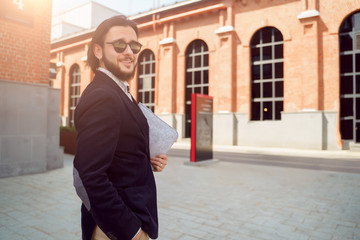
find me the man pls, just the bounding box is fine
[73,15,168,240]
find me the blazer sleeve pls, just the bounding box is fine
[73,88,141,240]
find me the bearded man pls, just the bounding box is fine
[73,15,167,240]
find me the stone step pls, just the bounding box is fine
[349,142,360,152]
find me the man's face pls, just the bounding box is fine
[97,26,139,81]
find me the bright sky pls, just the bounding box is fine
[52,0,183,16]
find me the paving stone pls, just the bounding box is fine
[0,154,360,240]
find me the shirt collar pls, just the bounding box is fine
[97,67,129,94]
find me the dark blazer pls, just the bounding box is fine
[73,70,158,240]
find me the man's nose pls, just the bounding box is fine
[122,44,133,54]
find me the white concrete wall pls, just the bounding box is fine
[169,111,340,151]
[0,80,63,178]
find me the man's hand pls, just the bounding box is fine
[150,154,168,172]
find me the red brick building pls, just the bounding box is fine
[0,0,63,177]
[50,0,360,151]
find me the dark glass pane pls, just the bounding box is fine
[275,81,283,97]
[151,91,155,103]
[340,17,353,33]
[203,87,209,95]
[195,55,201,68]
[340,34,353,52]
[251,32,260,46]
[340,54,353,73]
[263,101,273,120]
[355,13,360,32]
[195,41,202,53]
[263,64,272,79]
[151,77,155,88]
[340,119,353,139]
[185,103,191,116]
[204,55,209,66]
[185,87,192,101]
[195,71,201,84]
[275,62,283,78]
[274,29,283,42]
[262,28,272,44]
[204,70,209,84]
[186,72,192,85]
[251,47,260,62]
[186,56,193,68]
[356,98,360,120]
[275,101,283,120]
[356,54,360,72]
[275,44,283,59]
[152,63,155,73]
[145,92,149,103]
[263,46,272,60]
[139,63,143,74]
[195,87,201,94]
[251,102,260,120]
[202,43,208,52]
[340,76,353,94]
[356,76,360,93]
[138,78,143,89]
[145,64,150,74]
[357,122,360,142]
[263,82,272,98]
[138,92,143,102]
[145,52,150,61]
[252,82,260,98]
[252,65,261,80]
[340,98,353,117]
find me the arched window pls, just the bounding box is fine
[137,49,155,112]
[250,27,284,121]
[339,11,360,143]
[69,64,80,127]
[185,39,209,138]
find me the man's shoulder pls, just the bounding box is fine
[83,71,118,95]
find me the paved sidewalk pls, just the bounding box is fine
[1,153,360,240]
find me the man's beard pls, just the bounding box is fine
[103,56,137,81]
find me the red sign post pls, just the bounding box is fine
[190,94,213,162]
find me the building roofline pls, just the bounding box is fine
[51,0,214,47]
[128,0,203,20]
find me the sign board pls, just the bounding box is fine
[190,94,213,162]
[0,0,33,26]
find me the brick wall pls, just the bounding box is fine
[50,0,360,149]
[0,0,51,85]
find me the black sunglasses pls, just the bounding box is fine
[105,39,142,54]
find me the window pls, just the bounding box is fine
[137,50,156,112]
[339,11,360,142]
[49,62,56,87]
[69,64,80,127]
[250,27,284,121]
[185,40,209,138]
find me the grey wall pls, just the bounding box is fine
[168,111,340,151]
[233,111,339,150]
[0,80,63,178]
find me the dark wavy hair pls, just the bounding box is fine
[87,15,139,72]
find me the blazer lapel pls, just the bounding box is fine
[94,71,149,140]
[118,87,149,140]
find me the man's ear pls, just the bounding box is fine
[93,44,103,60]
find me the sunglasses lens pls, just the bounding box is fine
[130,42,142,54]
[110,40,142,53]
[113,40,127,53]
